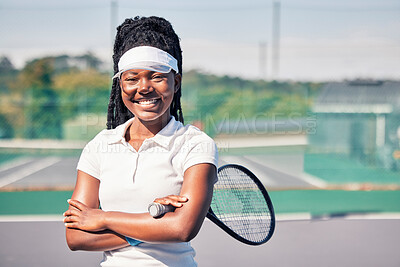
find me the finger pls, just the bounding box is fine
[64,222,80,229]
[67,199,86,211]
[154,196,188,207]
[154,195,188,203]
[169,195,189,202]
[153,198,175,206]
[169,202,184,208]
[63,215,79,223]
[63,209,80,217]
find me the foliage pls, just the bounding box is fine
[25,88,62,139]
[181,70,320,135]
[53,69,111,120]
[17,58,63,138]
[0,113,14,138]
[0,56,18,93]
[0,55,323,140]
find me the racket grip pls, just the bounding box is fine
[148,202,175,217]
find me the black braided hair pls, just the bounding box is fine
[107,16,184,129]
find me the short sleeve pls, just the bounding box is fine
[76,140,101,180]
[182,134,218,173]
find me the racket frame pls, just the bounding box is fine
[207,164,275,246]
[148,164,276,245]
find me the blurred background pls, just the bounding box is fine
[0,0,400,266]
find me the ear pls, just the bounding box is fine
[174,73,182,93]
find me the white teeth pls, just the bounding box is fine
[137,99,158,105]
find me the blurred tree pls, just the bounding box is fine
[52,52,103,73]
[53,69,110,120]
[2,53,108,139]
[0,56,19,137]
[0,113,14,138]
[75,52,103,70]
[0,56,15,72]
[181,70,320,136]
[18,57,63,139]
[0,56,18,93]
[1,59,321,140]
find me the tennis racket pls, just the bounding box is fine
[148,164,275,245]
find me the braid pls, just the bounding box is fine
[106,80,116,129]
[171,89,184,124]
[107,16,184,129]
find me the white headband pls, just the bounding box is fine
[113,46,179,79]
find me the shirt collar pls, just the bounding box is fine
[107,116,182,148]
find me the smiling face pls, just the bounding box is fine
[119,69,181,125]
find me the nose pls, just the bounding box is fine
[136,77,152,94]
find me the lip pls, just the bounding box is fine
[133,98,161,105]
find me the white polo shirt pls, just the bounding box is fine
[77,116,218,266]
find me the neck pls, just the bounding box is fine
[128,116,172,140]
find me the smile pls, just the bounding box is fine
[135,99,160,105]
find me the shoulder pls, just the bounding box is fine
[177,124,215,146]
[175,123,218,157]
[83,123,125,150]
[176,124,219,172]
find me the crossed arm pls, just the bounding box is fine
[64,163,216,251]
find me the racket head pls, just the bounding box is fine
[207,164,275,245]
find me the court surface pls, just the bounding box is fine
[0,217,399,267]
[0,152,321,191]
[1,150,399,266]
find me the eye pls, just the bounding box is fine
[151,74,166,82]
[124,76,139,85]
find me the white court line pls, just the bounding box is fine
[243,155,328,189]
[298,173,328,188]
[215,135,307,149]
[220,155,278,186]
[0,215,63,222]
[1,212,400,223]
[277,212,400,221]
[341,213,400,220]
[0,157,61,188]
[202,212,400,224]
[0,157,35,173]
[276,213,312,221]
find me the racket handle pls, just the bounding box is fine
[148,202,175,217]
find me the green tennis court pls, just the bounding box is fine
[1,189,399,217]
[1,143,400,217]
[305,153,400,185]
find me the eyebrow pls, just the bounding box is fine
[126,69,165,76]
[123,71,141,76]
[123,70,169,78]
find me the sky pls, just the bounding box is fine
[0,0,399,81]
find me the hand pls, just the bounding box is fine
[153,195,188,208]
[63,199,106,232]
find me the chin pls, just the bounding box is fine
[135,112,171,124]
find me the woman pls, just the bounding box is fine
[64,16,218,266]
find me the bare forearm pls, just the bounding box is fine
[102,165,215,243]
[104,211,198,243]
[66,228,128,251]
[65,164,216,246]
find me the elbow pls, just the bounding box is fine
[66,239,79,251]
[176,231,194,243]
[68,244,79,251]
[178,232,197,243]
[66,236,80,251]
[169,212,206,242]
[66,230,85,251]
[174,222,200,242]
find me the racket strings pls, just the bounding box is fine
[211,166,272,243]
